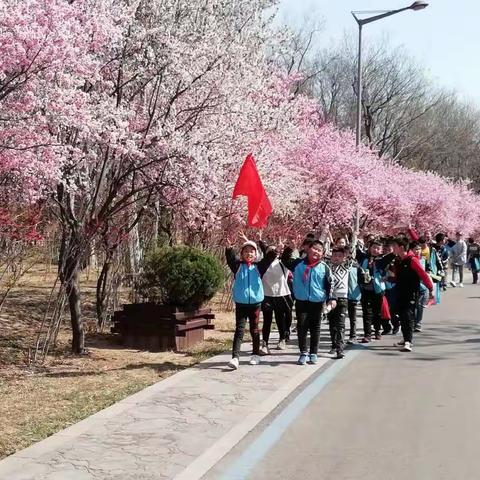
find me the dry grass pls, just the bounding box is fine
[0,265,235,459]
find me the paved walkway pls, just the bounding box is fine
[206,280,480,480]
[0,328,341,479]
[1,281,477,479]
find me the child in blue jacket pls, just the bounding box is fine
[282,239,335,365]
[225,240,276,370]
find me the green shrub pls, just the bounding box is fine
[138,246,224,307]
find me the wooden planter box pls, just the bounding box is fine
[111,303,215,352]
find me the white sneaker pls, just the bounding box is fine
[259,341,270,356]
[228,357,239,370]
[459,283,464,288]
[249,355,261,365]
[402,342,412,352]
[449,280,457,287]
[277,339,286,350]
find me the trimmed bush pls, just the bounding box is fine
[138,246,224,307]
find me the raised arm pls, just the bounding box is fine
[256,249,278,276]
[225,247,240,274]
[280,246,303,272]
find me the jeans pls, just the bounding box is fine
[347,300,358,339]
[399,299,416,343]
[415,289,429,329]
[232,304,261,359]
[328,299,348,353]
[360,289,383,338]
[261,295,292,343]
[452,264,464,283]
[296,300,324,355]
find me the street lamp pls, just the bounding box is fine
[352,1,429,147]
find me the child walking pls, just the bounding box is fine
[282,240,335,365]
[225,240,276,370]
[392,237,433,352]
[258,240,293,353]
[328,247,351,359]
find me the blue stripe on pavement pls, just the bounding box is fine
[219,348,362,480]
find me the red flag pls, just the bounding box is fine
[232,154,272,228]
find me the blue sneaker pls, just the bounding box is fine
[309,353,318,364]
[297,353,308,365]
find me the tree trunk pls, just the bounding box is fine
[66,268,84,354]
[59,233,85,354]
[96,253,112,329]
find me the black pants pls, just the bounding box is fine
[347,300,358,338]
[232,303,261,359]
[470,259,478,284]
[296,300,324,355]
[360,290,383,338]
[262,295,292,343]
[328,299,348,353]
[399,299,416,343]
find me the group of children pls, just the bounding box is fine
[225,228,476,370]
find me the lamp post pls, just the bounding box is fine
[352,1,429,147]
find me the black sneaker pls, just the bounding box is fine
[374,332,382,341]
[383,326,392,335]
[414,327,422,332]
[336,351,345,359]
[392,326,400,335]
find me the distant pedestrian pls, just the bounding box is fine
[450,232,467,287]
[467,237,480,284]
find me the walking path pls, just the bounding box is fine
[0,331,340,480]
[206,281,480,480]
[1,282,477,479]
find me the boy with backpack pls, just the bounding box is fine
[225,240,276,370]
[357,239,395,342]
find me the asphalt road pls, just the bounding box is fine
[206,278,480,480]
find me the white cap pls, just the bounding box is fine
[241,240,258,253]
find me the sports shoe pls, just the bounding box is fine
[459,283,464,288]
[249,355,261,365]
[375,332,382,341]
[309,353,318,364]
[277,339,286,350]
[395,340,406,347]
[347,337,357,345]
[402,342,412,352]
[228,357,239,370]
[297,353,308,365]
[383,325,392,335]
[361,337,371,343]
[336,351,345,359]
[414,327,422,333]
[329,348,336,355]
[449,280,457,287]
[259,341,270,356]
[392,326,400,335]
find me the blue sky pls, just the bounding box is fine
[278,0,480,104]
